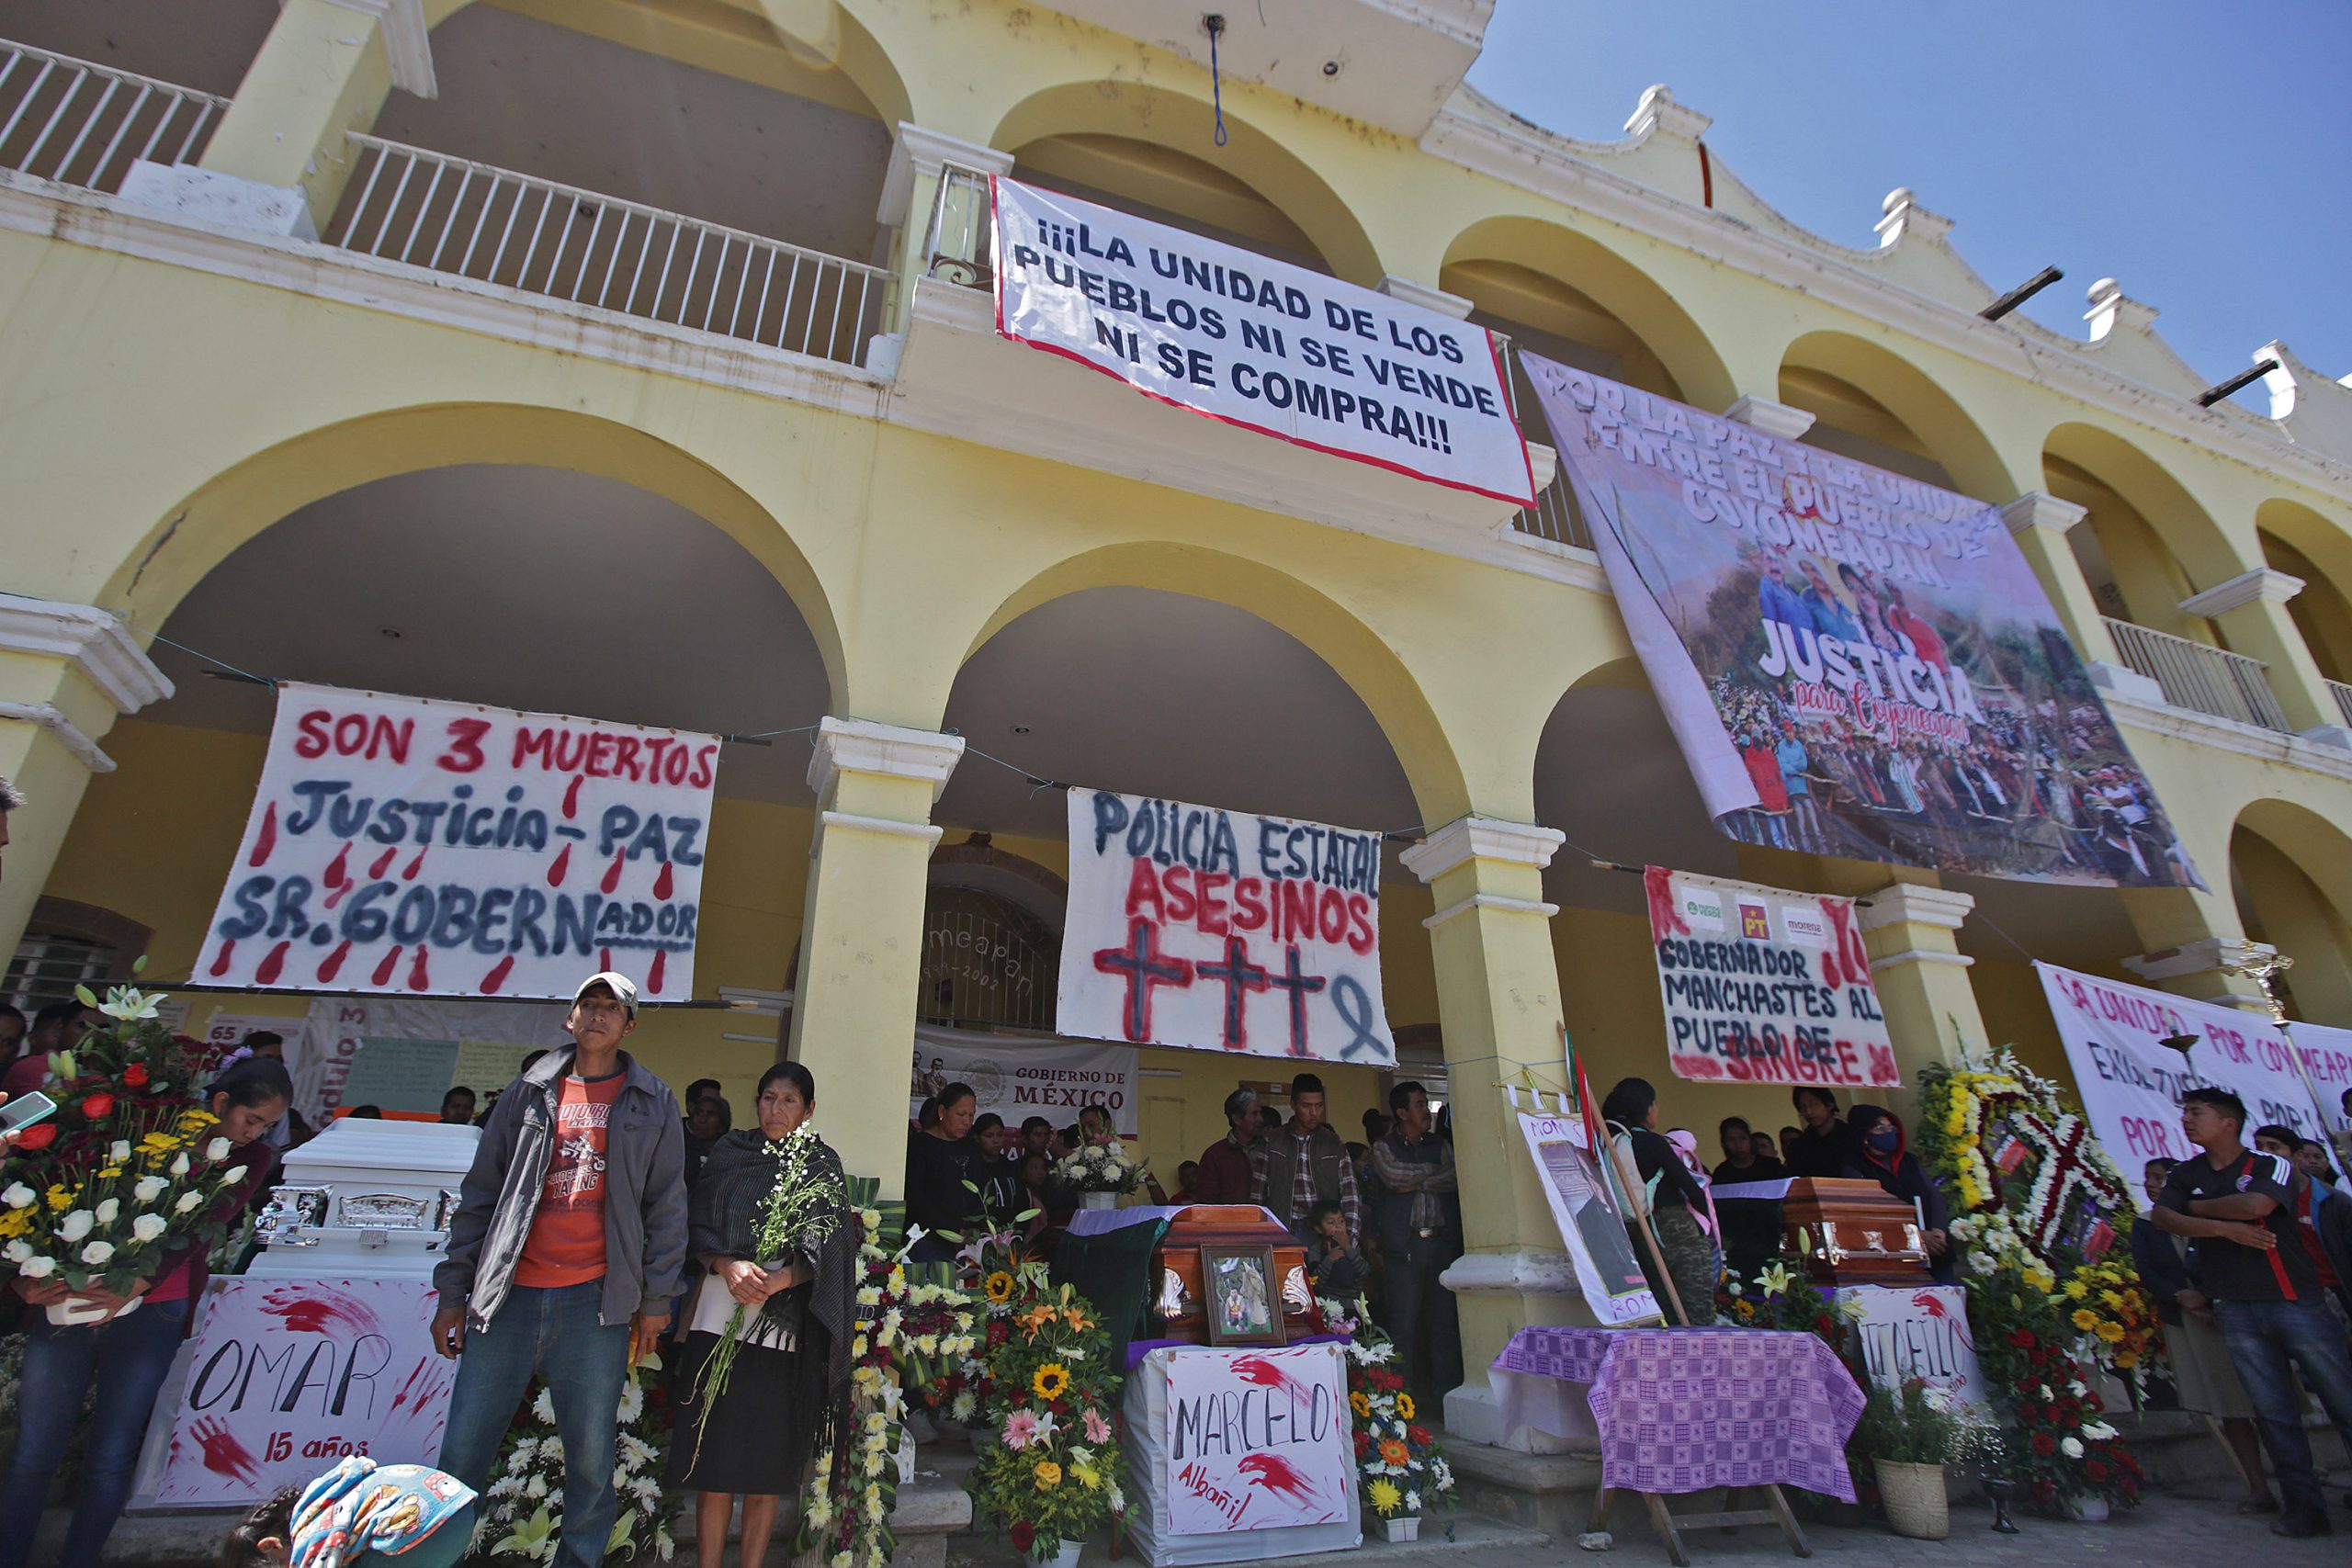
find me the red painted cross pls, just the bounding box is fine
[1093,919,1193,1042]
[1195,934,1271,1049]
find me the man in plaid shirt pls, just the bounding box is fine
[1250,1071,1363,1246]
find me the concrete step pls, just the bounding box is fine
[944,1510,1550,1568]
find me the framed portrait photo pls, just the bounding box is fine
[1200,1244,1285,1348]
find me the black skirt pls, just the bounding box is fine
[667,1330,812,1495]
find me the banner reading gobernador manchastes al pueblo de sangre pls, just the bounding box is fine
[1525,355,2197,889]
[1057,788,1396,1066]
[993,175,1535,507]
[200,683,718,1000]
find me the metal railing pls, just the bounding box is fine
[1492,336,1595,549]
[917,907,1054,1032]
[0,39,226,195]
[2329,678,2352,730]
[330,134,896,368]
[2103,616,2290,731]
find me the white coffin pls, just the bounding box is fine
[246,1119,482,1281]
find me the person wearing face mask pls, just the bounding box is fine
[1838,1104,1952,1283]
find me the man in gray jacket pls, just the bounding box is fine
[432,971,686,1568]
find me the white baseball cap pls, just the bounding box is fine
[573,971,640,1017]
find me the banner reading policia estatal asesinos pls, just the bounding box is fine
[1525,356,2197,889]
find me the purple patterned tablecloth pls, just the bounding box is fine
[1489,1326,1863,1500]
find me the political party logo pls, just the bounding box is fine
[1781,906,1830,948]
[1739,901,1771,941]
[1679,888,1725,931]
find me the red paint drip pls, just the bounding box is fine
[408,946,431,991]
[254,941,290,986]
[248,802,278,867]
[373,945,403,987]
[209,939,236,977]
[481,955,515,994]
[652,861,674,899]
[368,846,398,879]
[600,946,614,975]
[323,840,352,889]
[647,949,667,994]
[1822,951,1844,989]
[600,850,627,895]
[317,939,352,983]
[402,847,427,881]
[562,773,585,819]
[546,844,571,886]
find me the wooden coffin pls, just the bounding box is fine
[1148,1204,1313,1345]
[1781,1178,1934,1285]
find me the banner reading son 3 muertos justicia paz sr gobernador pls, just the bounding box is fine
[1525,356,2197,889]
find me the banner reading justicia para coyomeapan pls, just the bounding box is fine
[198,683,717,1000]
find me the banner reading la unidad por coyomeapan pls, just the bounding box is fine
[1525,357,2195,888]
[1057,789,1396,1066]
[1645,867,1899,1089]
[200,683,718,999]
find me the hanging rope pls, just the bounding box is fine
[1204,14,1230,147]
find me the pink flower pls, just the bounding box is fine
[1004,1411,1041,1450]
[1084,1408,1114,1444]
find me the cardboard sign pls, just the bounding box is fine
[154,1279,455,1506]
[199,683,719,1000]
[1645,867,1898,1089]
[1057,790,1396,1066]
[1838,1284,1988,1406]
[2036,963,2352,1206]
[1164,1343,1353,1533]
[910,1026,1140,1136]
[993,176,1533,506]
[1515,1112,1661,1326]
[1527,357,2194,888]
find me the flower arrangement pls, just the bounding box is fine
[481,1359,676,1562]
[1716,1258,1866,1343]
[0,985,250,1314]
[936,1179,1049,1426]
[966,1281,1126,1559]
[1914,1048,2149,1512]
[1052,1140,1148,1196]
[1854,1378,1995,1468]
[1321,1295,1453,1519]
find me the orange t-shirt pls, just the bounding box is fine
[514,1073,625,1289]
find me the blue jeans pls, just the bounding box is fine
[435,1283,629,1568]
[2213,1295,2352,1516]
[0,1294,192,1568]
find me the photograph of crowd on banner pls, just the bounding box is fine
[1056,788,1397,1066]
[1525,357,2196,888]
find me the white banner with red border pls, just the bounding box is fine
[992,175,1533,505]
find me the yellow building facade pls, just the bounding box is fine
[4,0,2350,1450]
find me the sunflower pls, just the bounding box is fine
[983,1270,1016,1304]
[1349,1391,1372,1418]
[1035,1461,1062,1489]
[1033,1363,1071,1401]
[2071,1308,2098,1332]
[1366,1478,1402,1516]
[1396,1393,1416,1420]
[1378,1438,1410,1468]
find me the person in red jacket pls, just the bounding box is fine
[1193,1087,1260,1203]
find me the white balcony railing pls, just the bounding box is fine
[0,39,226,195]
[331,134,896,369]
[2329,678,2352,729]
[2103,615,2290,731]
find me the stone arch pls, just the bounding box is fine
[1779,330,2025,503]
[2256,497,2352,683]
[962,543,1469,823]
[2041,423,2245,639]
[1442,216,1737,413]
[2233,796,2352,1027]
[101,403,848,712]
[986,79,1383,287]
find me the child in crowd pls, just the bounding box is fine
[219,1458,476,1568]
[1306,1198,1364,1298]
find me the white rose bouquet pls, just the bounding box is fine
[1051,1139,1149,1195]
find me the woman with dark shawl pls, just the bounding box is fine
[668,1062,856,1568]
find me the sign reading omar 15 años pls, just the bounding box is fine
[1057,790,1396,1066]
[199,684,718,1001]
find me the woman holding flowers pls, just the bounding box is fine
[0,1051,289,1568]
[668,1062,855,1568]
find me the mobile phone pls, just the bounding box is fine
[0,1091,59,1135]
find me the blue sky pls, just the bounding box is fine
[1467,1,2351,395]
